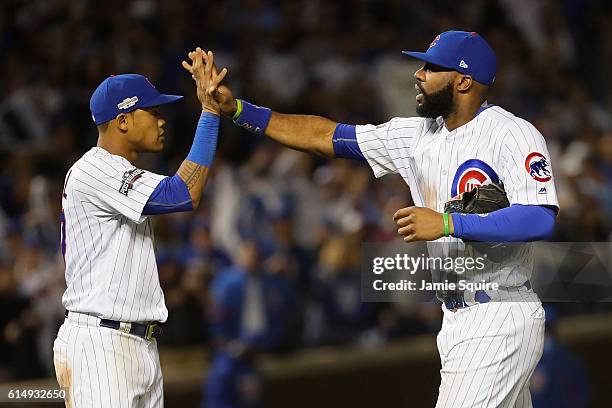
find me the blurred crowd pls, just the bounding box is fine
[0,0,611,384]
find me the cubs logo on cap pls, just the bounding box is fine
[451,159,500,197]
[429,35,441,48]
[525,152,552,182]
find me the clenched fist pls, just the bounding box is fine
[393,206,454,242]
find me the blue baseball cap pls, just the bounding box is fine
[402,31,497,85]
[89,74,183,125]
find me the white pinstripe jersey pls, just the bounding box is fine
[60,147,168,323]
[356,105,559,288]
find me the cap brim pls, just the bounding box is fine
[141,94,183,108]
[401,51,454,70]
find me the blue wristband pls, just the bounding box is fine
[187,112,219,167]
[233,99,272,135]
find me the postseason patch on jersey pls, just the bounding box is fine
[451,159,500,197]
[119,168,145,196]
[525,152,552,182]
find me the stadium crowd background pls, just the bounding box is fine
[0,0,610,397]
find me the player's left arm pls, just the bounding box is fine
[393,204,556,243]
[447,122,559,242]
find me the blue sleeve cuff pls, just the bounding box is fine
[233,100,272,135]
[451,212,464,238]
[143,175,193,215]
[451,204,556,242]
[186,112,219,167]
[332,124,365,161]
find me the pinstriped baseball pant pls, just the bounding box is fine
[53,312,163,407]
[435,302,545,408]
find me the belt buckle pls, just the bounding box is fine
[145,323,162,340]
[145,324,157,341]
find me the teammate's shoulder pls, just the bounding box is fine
[87,147,132,169]
[387,116,426,125]
[70,147,128,178]
[483,105,528,126]
[358,116,427,139]
[386,116,429,131]
[484,106,543,136]
[480,105,515,123]
[65,149,92,174]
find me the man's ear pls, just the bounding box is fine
[116,113,129,132]
[456,75,474,93]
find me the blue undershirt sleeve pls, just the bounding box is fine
[332,124,366,161]
[187,112,219,167]
[451,204,556,242]
[142,175,193,215]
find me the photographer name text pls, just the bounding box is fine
[373,279,499,292]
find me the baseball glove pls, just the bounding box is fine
[444,182,514,262]
[444,182,509,214]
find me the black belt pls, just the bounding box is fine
[441,291,489,310]
[441,281,532,311]
[65,310,163,341]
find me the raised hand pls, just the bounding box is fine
[200,51,237,117]
[182,48,228,115]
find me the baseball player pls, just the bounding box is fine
[53,48,226,407]
[204,31,559,407]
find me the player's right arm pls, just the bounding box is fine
[204,52,408,171]
[211,89,337,158]
[266,112,336,157]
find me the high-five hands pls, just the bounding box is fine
[393,206,454,242]
[199,51,237,117]
[182,48,228,115]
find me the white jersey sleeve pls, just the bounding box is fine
[355,117,423,178]
[498,118,559,209]
[72,154,166,224]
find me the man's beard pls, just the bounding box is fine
[416,81,455,118]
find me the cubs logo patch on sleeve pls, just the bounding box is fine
[525,152,552,182]
[119,168,145,195]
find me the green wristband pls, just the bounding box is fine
[443,212,450,237]
[232,99,243,120]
